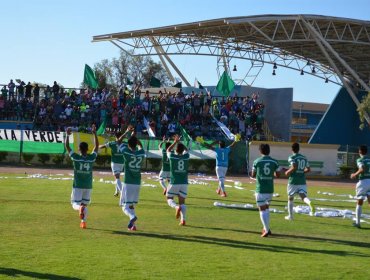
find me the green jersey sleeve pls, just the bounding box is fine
[161,148,171,171]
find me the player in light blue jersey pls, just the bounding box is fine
[351,145,370,228]
[202,140,236,197]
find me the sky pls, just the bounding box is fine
[0,0,369,104]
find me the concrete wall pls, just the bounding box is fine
[249,141,339,176]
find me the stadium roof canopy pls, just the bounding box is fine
[93,14,370,120]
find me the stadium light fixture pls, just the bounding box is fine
[273,63,277,69]
[325,77,329,83]
[312,67,316,74]
[306,60,311,66]
[272,69,276,75]
[300,70,304,75]
[233,65,237,71]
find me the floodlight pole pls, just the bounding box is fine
[301,16,370,125]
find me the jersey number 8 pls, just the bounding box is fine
[177,160,185,171]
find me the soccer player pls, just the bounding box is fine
[350,145,370,228]
[202,140,236,197]
[158,136,172,195]
[284,142,315,220]
[64,124,99,229]
[251,143,279,237]
[166,134,190,226]
[119,135,146,231]
[98,127,134,197]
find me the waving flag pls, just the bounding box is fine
[83,64,98,89]
[143,117,156,137]
[216,71,235,97]
[213,116,235,140]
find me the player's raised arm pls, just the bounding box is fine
[117,125,135,143]
[92,124,99,153]
[65,127,72,154]
[200,140,217,150]
[158,136,166,149]
[167,134,180,153]
[228,140,237,148]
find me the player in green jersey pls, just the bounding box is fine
[166,135,190,226]
[350,145,370,228]
[65,124,99,229]
[284,143,315,220]
[252,143,280,237]
[98,126,134,197]
[158,136,172,195]
[119,135,146,231]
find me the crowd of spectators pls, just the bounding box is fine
[0,79,266,141]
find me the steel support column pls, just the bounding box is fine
[301,17,370,125]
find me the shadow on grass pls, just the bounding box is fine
[0,267,81,280]
[107,229,368,257]
[188,225,370,249]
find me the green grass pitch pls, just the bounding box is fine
[0,170,369,279]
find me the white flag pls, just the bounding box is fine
[213,116,235,140]
[143,117,156,138]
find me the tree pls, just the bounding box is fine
[89,51,171,92]
[358,92,370,129]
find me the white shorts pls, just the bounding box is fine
[167,184,188,198]
[159,170,170,180]
[255,193,272,207]
[287,184,307,197]
[120,183,140,206]
[71,188,92,205]
[111,162,124,175]
[355,179,370,200]
[216,166,228,180]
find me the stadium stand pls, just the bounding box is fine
[0,81,266,141]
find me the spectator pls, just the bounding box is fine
[8,79,15,100]
[17,81,25,101]
[33,84,40,103]
[25,82,33,99]
[1,85,8,101]
[52,81,60,100]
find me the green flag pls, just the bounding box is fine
[178,123,192,146]
[173,81,182,88]
[84,64,98,89]
[96,117,107,136]
[216,71,235,97]
[149,76,161,88]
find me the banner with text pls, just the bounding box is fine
[0,129,72,154]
